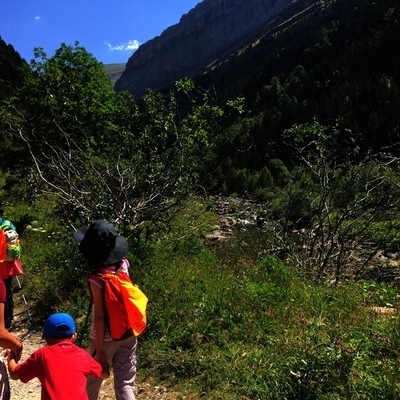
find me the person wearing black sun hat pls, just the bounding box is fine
[74,219,129,266]
[74,220,137,400]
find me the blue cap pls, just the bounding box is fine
[43,313,76,337]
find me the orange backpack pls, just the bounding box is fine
[0,224,24,279]
[89,270,148,339]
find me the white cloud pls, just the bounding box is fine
[105,39,140,53]
[35,16,41,21]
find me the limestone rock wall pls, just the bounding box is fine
[114,0,294,97]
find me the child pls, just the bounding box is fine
[0,217,23,328]
[7,312,109,400]
[74,219,137,400]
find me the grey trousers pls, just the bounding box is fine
[0,357,10,400]
[87,335,137,400]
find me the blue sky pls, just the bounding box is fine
[1,1,201,65]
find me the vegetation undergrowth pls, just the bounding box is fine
[3,196,400,399]
[139,239,400,399]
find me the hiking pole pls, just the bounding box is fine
[15,276,31,318]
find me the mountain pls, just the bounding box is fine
[195,0,400,178]
[103,63,125,86]
[114,0,320,98]
[0,37,26,100]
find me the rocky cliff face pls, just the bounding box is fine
[114,0,312,98]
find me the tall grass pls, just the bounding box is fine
[5,198,400,398]
[136,215,400,399]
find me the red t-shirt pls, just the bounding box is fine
[15,340,102,400]
[0,279,6,303]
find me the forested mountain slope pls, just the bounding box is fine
[0,37,25,100]
[191,0,400,193]
[0,37,27,170]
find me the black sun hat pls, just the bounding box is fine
[74,219,128,265]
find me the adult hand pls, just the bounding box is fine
[101,362,110,379]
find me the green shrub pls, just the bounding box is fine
[6,196,400,399]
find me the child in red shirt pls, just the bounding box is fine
[6,312,109,400]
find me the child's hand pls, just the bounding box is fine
[5,349,15,362]
[6,345,23,363]
[14,345,23,362]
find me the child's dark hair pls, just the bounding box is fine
[88,258,123,273]
[44,333,74,340]
[44,324,75,340]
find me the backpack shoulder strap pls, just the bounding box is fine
[86,272,106,301]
